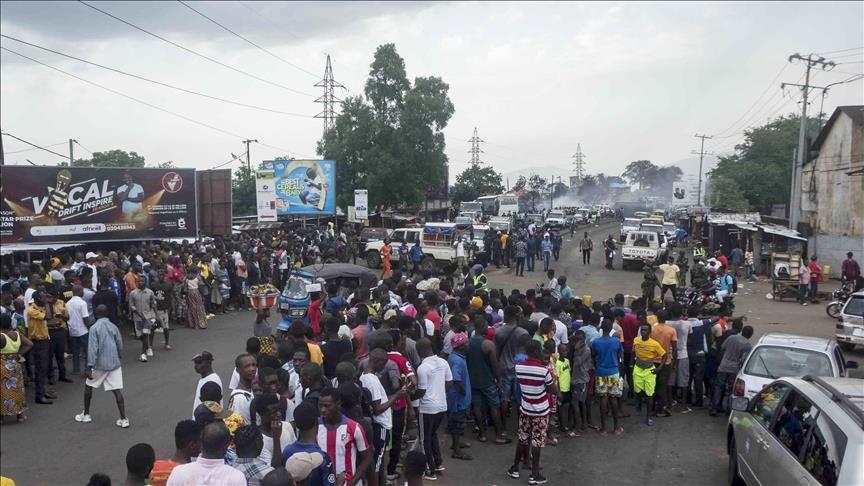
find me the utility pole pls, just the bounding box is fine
[314,55,345,137]
[692,134,713,206]
[784,53,835,231]
[468,127,484,166]
[243,139,258,172]
[69,139,76,165]
[571,144,586,181]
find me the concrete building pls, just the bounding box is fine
[800,105,864,278]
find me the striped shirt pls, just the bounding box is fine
[515,358,554,416]
[317,415,369,483]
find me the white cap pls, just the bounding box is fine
[85,252,98,260]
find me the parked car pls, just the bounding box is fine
[359,227,390,243]
[727,375,864,486]
[733,333,859,401]
[620,217,641,241]
[836,290,864,352]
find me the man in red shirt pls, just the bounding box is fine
[808,255,823,303]
[615,308,641,400]
[841,252,862,292]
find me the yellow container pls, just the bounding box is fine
[582,295,592,306]
[823,265,830,279]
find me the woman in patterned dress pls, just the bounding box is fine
[185,267,208,330]
[1,314,33,423]
[166,256,186,325]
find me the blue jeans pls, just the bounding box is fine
[543,252,551,271]
[711,371,734,412]
[527,254,535,272]
[70,334,89,373]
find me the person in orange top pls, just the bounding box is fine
[649,310,677,417]
[380,239,393,279]
[124,267,140,301]
[151,420,202,486]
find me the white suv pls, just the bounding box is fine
[836,290,864,352]
[733,333,859,401]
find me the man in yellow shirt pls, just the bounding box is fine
[26,291,55,404]
[657,257,680,302]
[500,232,510,268]
[632,324,666,426]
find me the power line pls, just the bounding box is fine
[1,34,314,118]
[2,46,307,158]
[1,132,71,159]
[74,140,94,155]
[815,46,863,56]
[3,141,65,155]
[177,0,320,79]
[77,0,315,98]
[711,63,789,137]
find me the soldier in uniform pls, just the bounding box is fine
[676,250,690,288]
[344,224,359,264]
[690,259,708,289]
[641,263,661,303]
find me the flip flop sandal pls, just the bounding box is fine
[494,436,512,445]
[614,427,625,436]
[477,436,488,443]
[597,429,608,437]
[567,431,581,438]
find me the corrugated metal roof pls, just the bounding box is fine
[707,212,762,224]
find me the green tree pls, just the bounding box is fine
[72,149,146,168]
[621,160,657,190]
[519,173,547,211]
[319,44,454,210]
[232,165,255,217]
[450,164,504,205]
[707,175,750,211]
[708,113,819,210]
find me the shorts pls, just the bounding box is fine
[372,423,391,472]
[632,365,658,396]
[500,371,520,404]
[670,357,690,387]
[447,408,468,435]
[517,414,549,448]
[155,309,170,330]
[571,383,588,402]
[471,383,501,408]
[134,318,155,337]
[85,367,123,391]
[594,373,623,397]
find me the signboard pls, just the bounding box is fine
[1,166,197,244]
[255,170,277,222]
[354,189,368,220]
[271,159,335,215]
[672,175,700,206]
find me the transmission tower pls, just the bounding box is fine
[314,55,345,136]
[571,144,586,180]
[468,127,484,166]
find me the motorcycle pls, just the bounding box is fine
[826,280,854,319]
[680,284,736,316]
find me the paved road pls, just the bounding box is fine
[2,220,861,485]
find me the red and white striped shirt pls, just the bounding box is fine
[317,415,369,483]
[515,358,554,416]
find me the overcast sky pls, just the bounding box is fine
[1,1,862,182]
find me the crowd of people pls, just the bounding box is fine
[4,223,842,486]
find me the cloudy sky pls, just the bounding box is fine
[1,1,862,183]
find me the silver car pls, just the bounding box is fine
[727,376,864,486]
[836,291,864,352]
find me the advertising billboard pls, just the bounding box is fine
[255,170,277,222]
[672,174,700,206]
[1,166,197,244]
[271,159,335,216]
[354,189,368,220]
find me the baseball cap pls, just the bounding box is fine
[450,332,468,349]
[383,309,398,321]
[286,452,324,482]
[193,401,231,423]
[85,252,98,260]
[192,351,214,362]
